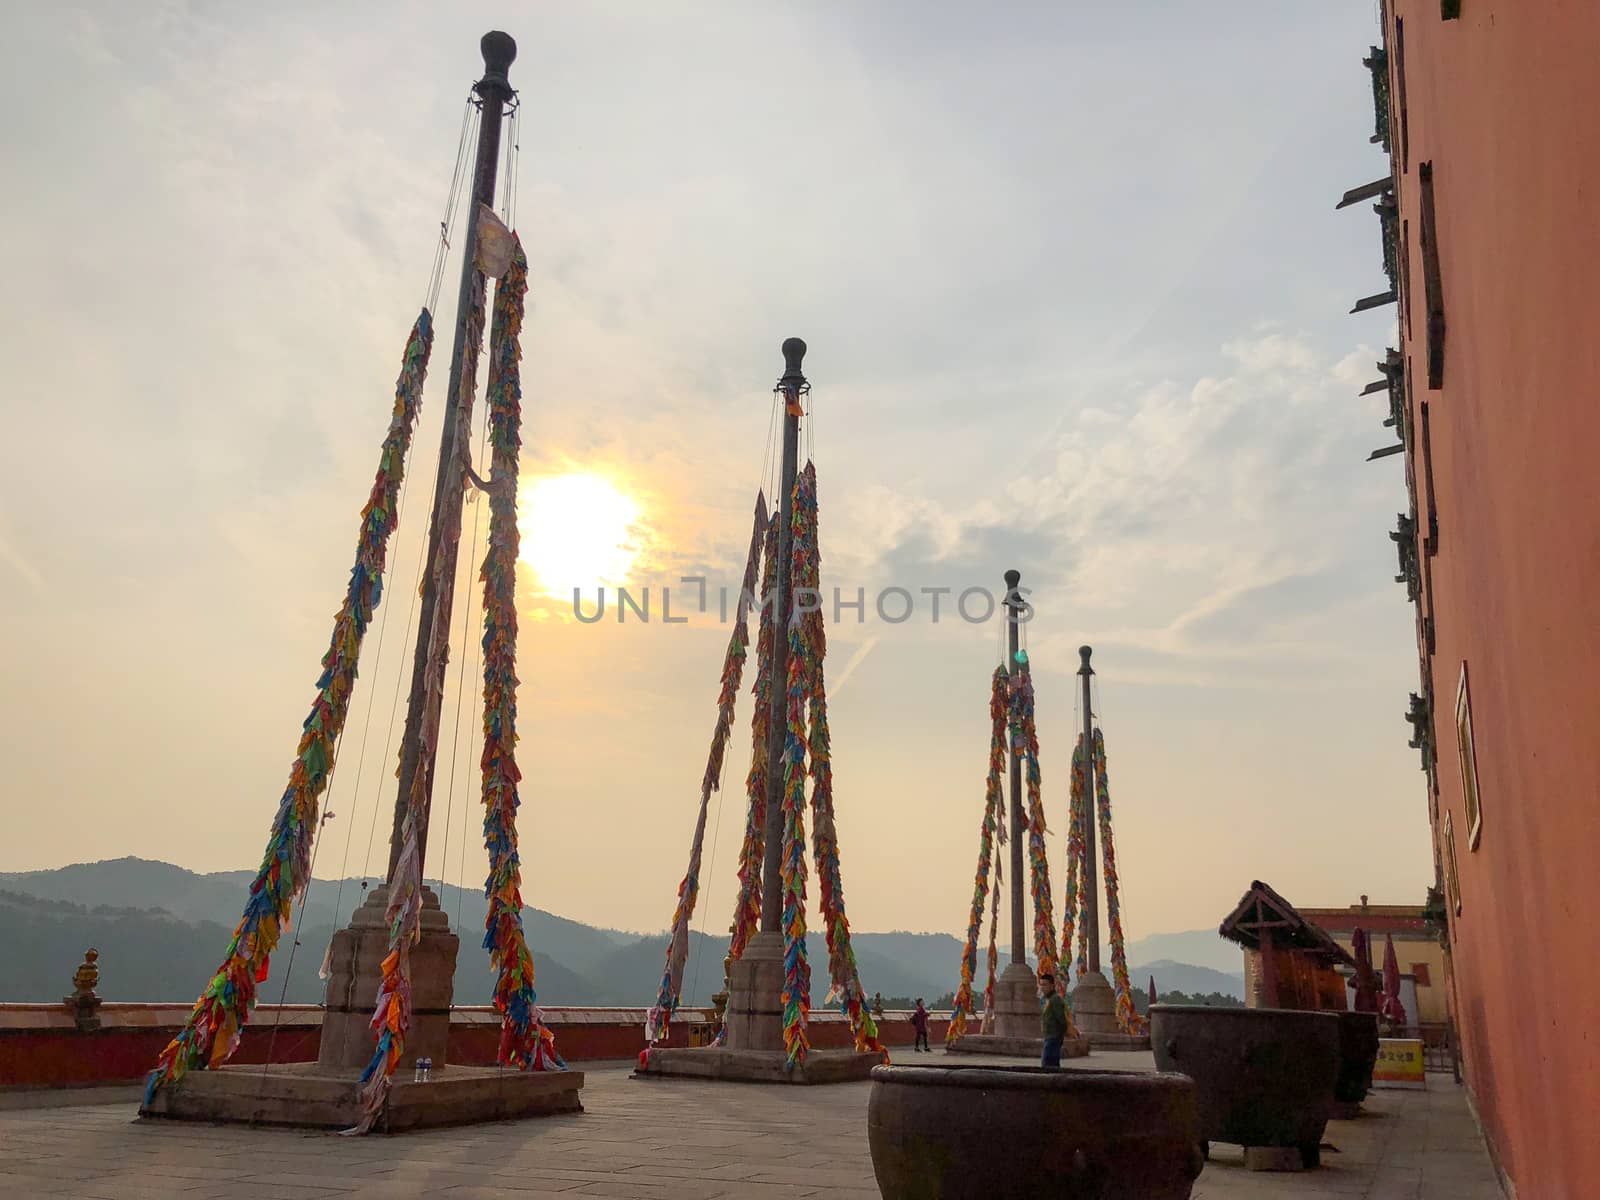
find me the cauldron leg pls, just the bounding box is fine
[1299,1142,1321,1169]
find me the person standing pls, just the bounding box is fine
[1040,973,1068,1068]
[872,992,885,1021]
[911,998,931,1052]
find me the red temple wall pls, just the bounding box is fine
[1386,3,1600,1195]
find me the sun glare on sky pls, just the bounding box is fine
[517,473,641,599]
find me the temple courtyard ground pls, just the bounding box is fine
[0,1050,1501,1199]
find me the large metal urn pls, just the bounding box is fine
[1151,1004,1339,1169]
[868,1063,1203,1199]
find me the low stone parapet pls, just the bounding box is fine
[0,1003,962,1088]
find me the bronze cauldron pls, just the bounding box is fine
[868,1063,1202,1198]
[1152,1004,1339,1168]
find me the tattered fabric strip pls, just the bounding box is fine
[1010,661,1073,1033]
[144,309,434,1106]
[719,510,780,1014]
[352,264,488,1132]
[946,665,1009,1044]
[1062,735,1089,980]
[798,464,884,1058]
[982,844,1003,1033]
[647,493,768,1044]
[477,239,563,1070]
[779,464,814,1067]
[1093,728,1145,1035]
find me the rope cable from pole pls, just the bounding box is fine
[427,95,479,314]
[355,94,481,889]
[357,506,431,888]
[687,745,734,1012]
[751,385,780,520]
[306,95,480,1003]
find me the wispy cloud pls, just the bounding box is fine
[0,533,43,592]
[828,636,880,699]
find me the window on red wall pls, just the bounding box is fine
[1395,18,1410,171]
[1411,962,1432,987]
[1419,163,1447,387]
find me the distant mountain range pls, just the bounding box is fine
[1116,928,1246,975]
[0,858,1242,1006]
[1126,958,1246,1001]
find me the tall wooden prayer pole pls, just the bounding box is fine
[711,337,877,1074]
[1004,570,1027,965]
[644,339,877,1079]
[986,568,1042,1040]
[1070,642,1120,1036]
[1078,645,1100,974]
[320,32,516,1076]
[387,32,517,880]
[758,338,806,931]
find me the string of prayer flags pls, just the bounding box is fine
[353,263,488,1131]
[719,512,780,1020]
[647,494,767,1044]
[945,665,1009,1044]
[798,464,884,1058]
[779,465,815,1067]
[1094,728,1146,1036]
[144,309,434,1106]
[476,239,564,1071]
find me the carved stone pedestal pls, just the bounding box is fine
[989,961,1044,1039]
[319,886,458,1071]
[1071,969,1151,1049]
[637,931,879,1085]
[947,961,1091,1059]
[140,1062,584,1132]
[722,929,786,1051]
[139,882,585,1130]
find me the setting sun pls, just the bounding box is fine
[517,473,641,599]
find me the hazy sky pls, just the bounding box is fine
[0,2,1426,948]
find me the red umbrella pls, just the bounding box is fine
[1351,928,1380,1014]
[1381,932,1407,1024]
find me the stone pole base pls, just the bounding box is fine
[1071,969,1150,1050]
[947,960,1090,1059]
[637,930,881,1085]
[140,884,585,1130]
[320,885,459,1070]
[989,961,1043,1039]
[722,928,787,1051]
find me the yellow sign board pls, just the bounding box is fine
[1373,1038,1426,1089]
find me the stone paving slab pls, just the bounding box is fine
[0,1052,1501,1198]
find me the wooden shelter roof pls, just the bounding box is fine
[1218,880,1357,968]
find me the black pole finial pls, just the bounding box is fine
[480,31,517,88]
[781,337,807,383]
[1004,568,1021,591]
[1078,645,1094,675]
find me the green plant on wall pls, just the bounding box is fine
[1423,884,1450,947]
[1379,196,1400,290]
[1364,47,1392,154]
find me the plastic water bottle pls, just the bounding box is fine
[412,1058,424,1084]
[421,1056,432,1083]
